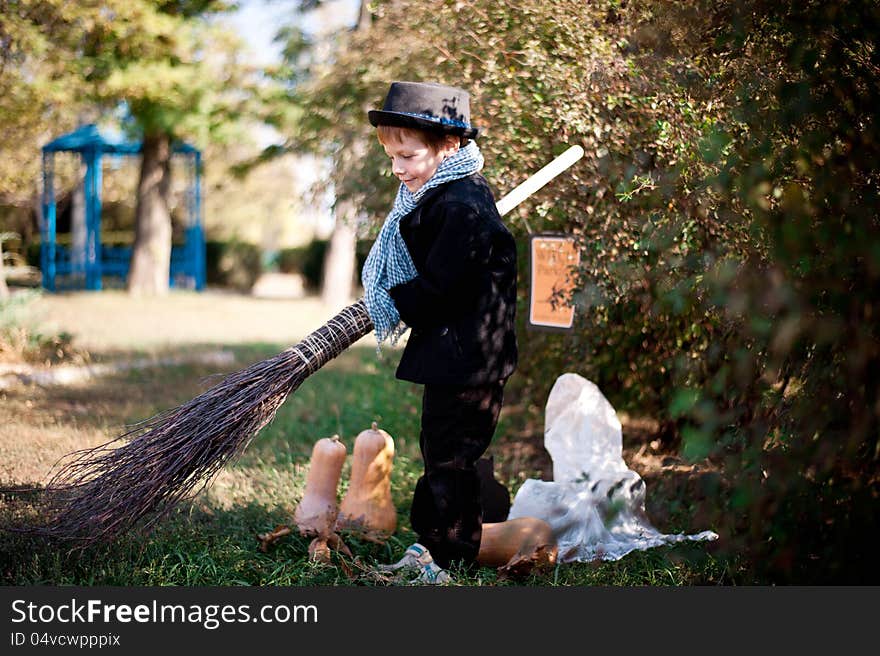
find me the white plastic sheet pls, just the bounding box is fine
[507,373,718,563]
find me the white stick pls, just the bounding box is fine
[494,145,585,217]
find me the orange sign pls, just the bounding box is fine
[528,234,580,331]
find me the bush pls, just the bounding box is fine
[292,0,880,582]
[26,241,40,268]
[205,239,261,292]
[278,238,373,292]
[278,240,328,291]
[0,290,82,365]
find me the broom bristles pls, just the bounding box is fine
[32,299,374,547]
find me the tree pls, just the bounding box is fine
[319,0,371,310]
[94,1,254,295]
[257,0,370,308]
[0,234,9,299]
[0,1,113,207]
[0,1,256,295]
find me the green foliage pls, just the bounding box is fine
[276,0,880,582]
[696,0,880,582]
[0,1,260,208]
[0,0,110,201]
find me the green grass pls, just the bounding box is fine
[0,343,739,586]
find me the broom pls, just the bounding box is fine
[34,145,585,547]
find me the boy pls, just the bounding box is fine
[361,81,518,583]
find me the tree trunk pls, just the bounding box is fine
[320,200,358,310]
[127,132,173,296]
[319,0,370,310]
[0,238,9,300]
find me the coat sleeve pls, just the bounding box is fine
[389,201,488,329]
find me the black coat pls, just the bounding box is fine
[389,173,518,386]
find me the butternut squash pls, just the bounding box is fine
[293,434,347,537]
[335,421,397,540]
[477,516,558,577]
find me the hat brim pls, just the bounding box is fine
[368,110,480,139]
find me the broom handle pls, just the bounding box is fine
[494,145,584,217]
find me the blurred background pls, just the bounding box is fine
[1,0,878,584]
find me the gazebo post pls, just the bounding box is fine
[40,151,57,292]
[194,150,205,290]
[84,147,103,290]
[40,124,205,293]
[183,150,205,291]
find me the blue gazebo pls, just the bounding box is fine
[40,124,206,291]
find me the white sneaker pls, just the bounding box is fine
[409,562,451,585]
[379,543,452,585]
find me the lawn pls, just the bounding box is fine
[0,289,738,586]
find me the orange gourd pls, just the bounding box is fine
[477,517,558,577]
[335,421,397,539]
[293,434,347,537]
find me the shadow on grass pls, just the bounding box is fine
[0,486,734,587]
[1,342,423,454]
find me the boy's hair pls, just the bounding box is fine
[377,125,470,152]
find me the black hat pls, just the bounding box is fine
[368,81,480,139]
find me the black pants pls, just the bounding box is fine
[410,380,506,569]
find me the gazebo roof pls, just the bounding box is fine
[42,123,199,155]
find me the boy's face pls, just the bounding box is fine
[382,132,457,193]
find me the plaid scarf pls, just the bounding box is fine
[362,140,484,347]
